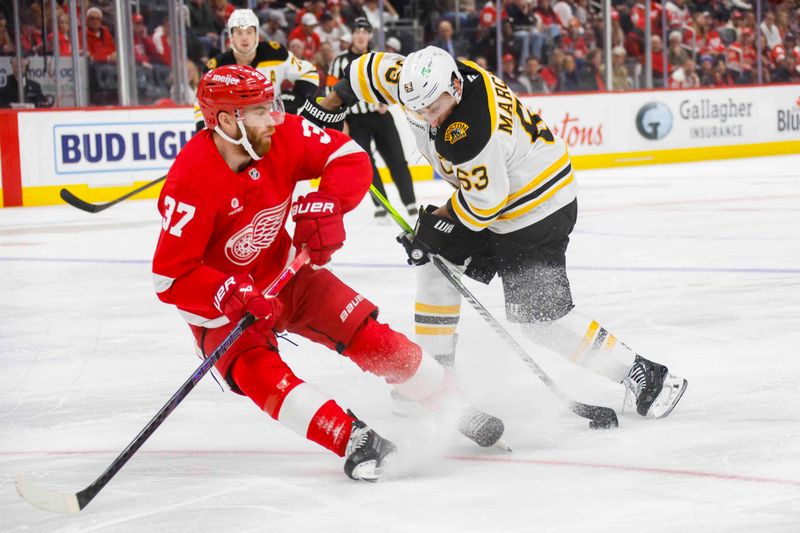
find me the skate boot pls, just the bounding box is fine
[623,355,688,418]
[406,203,419,217]
[344,416,396,482]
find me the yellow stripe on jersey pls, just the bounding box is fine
[507,149,570,204]
[461,60,496,134]
[300,72,320,82]
[415,302,461,314]
[450,192,494,228]
[498,172,574,221]
[256,60,284,68]
[356,55,377,105]
[371,52,397,105]
[571,320,600,362]
[415,325,458,335]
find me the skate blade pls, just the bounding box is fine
[651,378,688,419]
[494,438,512,453]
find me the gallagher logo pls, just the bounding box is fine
[636,102,673,140]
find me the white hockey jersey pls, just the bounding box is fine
[346,52,577,234]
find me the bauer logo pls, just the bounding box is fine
[53,120,195,175]
[635,102,673,140]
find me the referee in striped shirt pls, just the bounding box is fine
[328,17,418,220]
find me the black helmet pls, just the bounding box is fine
[352,16,372,32]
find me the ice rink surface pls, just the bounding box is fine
[1,154,799,532]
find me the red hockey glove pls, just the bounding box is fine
[291,192,345,265]
[213,274,283,331]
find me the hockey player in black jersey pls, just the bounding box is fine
[194,9,319,129]
[303,46,687,420]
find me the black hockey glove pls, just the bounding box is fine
[397,205,455,266]
[280,92,300,115]
[299,98,347,131]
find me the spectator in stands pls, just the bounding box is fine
[760,11,782,50]
[150,14,173,65]
[559,53,583,91]
[315,12,348,53]
[288,12,321,61]
[670,57,700,88]
[288,37,306,61]
[438,0,478,30]
[0,13,13,55]
[712,57,736,86]
[20,14,44,55]
[534,0,562,45]
[609,46,632,91]
[362,0,399,33]
[211,0,236,30]
[315,40,336,94]
[581,47,605,91]
[698,54,715,85]
[133,13,153,68]
[431,19,462,58]
[341,0,368,28]
[651,35,668,86]
[519,56,550,93]
[501,53,527,93]
[665,0,691,30]
[295,0,327,26]
[771,51,800,83]
[726,27,757,83]
[48,13,74,55]
[0,56,51,107]
[86,7,116,62]
[667,30,688,70]
[560,17,589,61]
[262,10,288,46]
[188,0,223,60]
[385,36,402,54]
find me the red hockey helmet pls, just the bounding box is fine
[197,65,284,129]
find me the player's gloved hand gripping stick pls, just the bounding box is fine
[15,249,311,514]
[370,185,619,431]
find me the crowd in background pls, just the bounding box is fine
[1,0,799,107]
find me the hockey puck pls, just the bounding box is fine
[589,417,618,430]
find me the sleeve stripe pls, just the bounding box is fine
[371,52,397,105]
[450,191,495,228]
[324,140,366,168]
[153,273,175,293]
[498,172,575,221]
[356,55,377,105]
[457,188,508,217]
[365,54,388,105]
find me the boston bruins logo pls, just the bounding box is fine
[444,121,469,144]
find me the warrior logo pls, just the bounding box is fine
[225,197,290,265]
[404,82,414,93]
[248,168,261,180]
[444,121,469,144]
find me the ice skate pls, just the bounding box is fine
[405,203,419,217]
[344,417,396,482]
[623,355,688,418]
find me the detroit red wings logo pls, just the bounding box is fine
[225,197,290,265]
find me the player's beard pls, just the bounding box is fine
[242,124,273,157]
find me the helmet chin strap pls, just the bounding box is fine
[214,120,262,161]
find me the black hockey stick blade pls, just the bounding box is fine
[59,175,167,213]
[15,250,310,513]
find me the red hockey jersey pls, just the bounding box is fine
[152,115,370,328]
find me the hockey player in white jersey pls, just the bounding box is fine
[302,46,687,419]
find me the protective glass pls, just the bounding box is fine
[242,98,286,127]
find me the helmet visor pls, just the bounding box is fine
[242,98,286,127]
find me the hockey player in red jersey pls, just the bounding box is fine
[152,64,503,481]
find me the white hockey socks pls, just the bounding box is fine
[520,308,637,383]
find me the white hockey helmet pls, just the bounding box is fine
[398,46,463,112]
[227,9,259,35]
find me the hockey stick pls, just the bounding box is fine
[59,174,167,213]
[15,249,310,514]
[369,185,618,430]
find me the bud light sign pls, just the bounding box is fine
[53,120,195,175]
